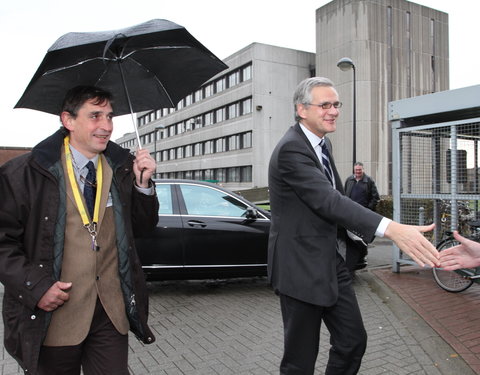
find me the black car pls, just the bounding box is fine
[136,179,366,280]
[135,180,270,280]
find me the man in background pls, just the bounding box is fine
[345,162,380,211]
[344,162,380,271]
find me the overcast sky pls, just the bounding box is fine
[1,0,478,147]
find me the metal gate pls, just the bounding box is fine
[389,86,480,271]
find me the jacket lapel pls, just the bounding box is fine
[293,123,323,170]
[323,137,345,194]
[96,154,113,231]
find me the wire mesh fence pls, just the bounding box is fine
[393,119,480,267]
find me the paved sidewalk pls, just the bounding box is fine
[373,266,480,374]
[368,239,480,375]
[0,239,477,374]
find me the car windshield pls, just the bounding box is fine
[180,184,248,217]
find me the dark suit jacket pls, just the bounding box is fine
[267,123,383,306]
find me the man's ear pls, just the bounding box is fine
[296,103,307,120]
[60,111,74,131]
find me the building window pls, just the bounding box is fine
[242,64,252,81]
[228,103,239,120]
[204,112,213,126]
[177,146,184,159]
[228,71,240,88]
[194,89,202,102]
[215,168,226,182]
[227,135,234,151]
[175,122,184,135]
[204,169,214,180]
[184,145,192,158]
[215,108,225,123]
[241,166,252,182]
[227,167,241,182]
[204,140,214,155]
[215,77,226,93]
[242,98,252,115]
[162,150,168,161]
[242,132,252,148]
[215,138,226,153]
[204,83,214,98]
[192,116,202,130]
[167,125,175,137]
[193,170,203,180]
[193,143,202,156]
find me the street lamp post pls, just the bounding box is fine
[337,57,356,166]
[153,124,165,178]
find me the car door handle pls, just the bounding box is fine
[187,220,207,228]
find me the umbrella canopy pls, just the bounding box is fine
[15,19,228,117]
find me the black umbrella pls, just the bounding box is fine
[15,19,228,146]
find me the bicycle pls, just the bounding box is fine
[432,220,480,292]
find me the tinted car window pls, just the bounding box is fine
[180,184,248,217]
[156,184,173,214]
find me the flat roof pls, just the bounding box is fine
[389,85,480,126]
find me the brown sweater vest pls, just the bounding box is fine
[43,153,129,346]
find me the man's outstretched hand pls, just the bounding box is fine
[384,222,439,268]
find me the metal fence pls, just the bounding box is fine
[391,118,480,271]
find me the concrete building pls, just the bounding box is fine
[116,43,315,195]
[116,0,449,197]
[319,0,449,193]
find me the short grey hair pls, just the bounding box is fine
[293,77,336,122]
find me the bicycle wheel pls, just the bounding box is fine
[432,238,474,293]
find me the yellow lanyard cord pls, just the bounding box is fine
[63,136,103,225]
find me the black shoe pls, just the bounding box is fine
[354,256,368,271]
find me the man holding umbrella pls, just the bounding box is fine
[0,86,158,374]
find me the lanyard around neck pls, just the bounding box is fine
[64,136,103,225]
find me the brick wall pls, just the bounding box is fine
[0,147,32,166]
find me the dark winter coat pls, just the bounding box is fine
[0,129,158,374]
[344,174,380,211]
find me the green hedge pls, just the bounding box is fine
[376,196,393,219]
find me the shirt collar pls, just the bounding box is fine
[69,144,99,170]
[299,122,324,149]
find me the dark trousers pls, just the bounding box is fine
[38,298,129,375]
[279,255,367,375]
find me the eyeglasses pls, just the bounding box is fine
[306,101,343,109]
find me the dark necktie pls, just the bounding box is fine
[319,139,334,186]
[83,161,97,218]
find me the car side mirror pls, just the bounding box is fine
[245,207,258,220]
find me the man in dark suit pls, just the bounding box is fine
[268,77,439,374]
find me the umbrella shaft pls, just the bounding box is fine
[119,63,142,149]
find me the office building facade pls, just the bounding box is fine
[116,0,449,197]
[116,43,315,193]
